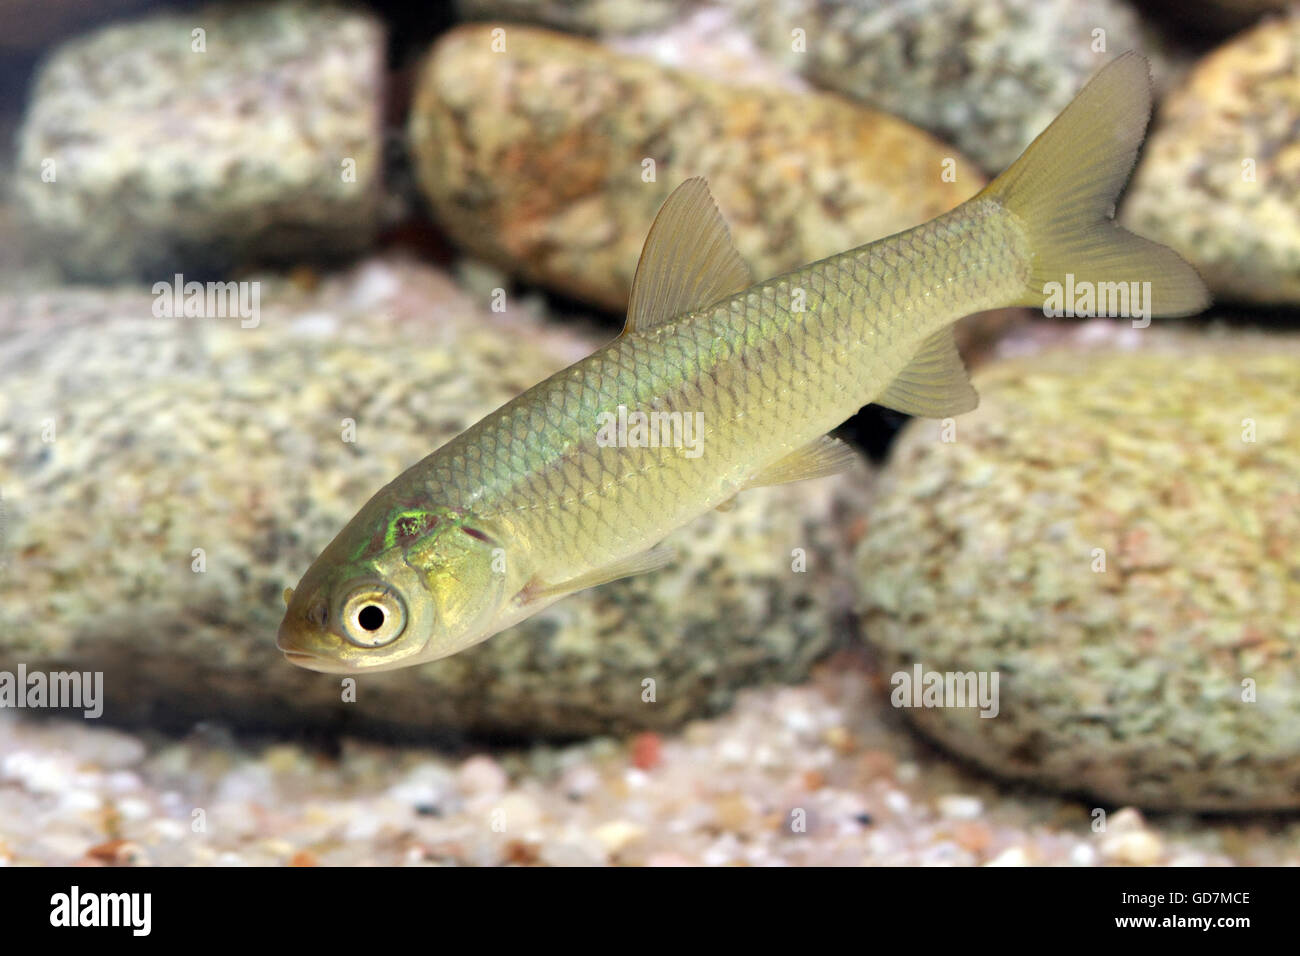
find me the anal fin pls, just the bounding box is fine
[741,435,858,490]
[875,327,979,418]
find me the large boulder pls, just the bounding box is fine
[13,1,384,281]
[408,23,985,313]
[0,258,870,738]
[734,0,1172,172]
[857,327,1300,810]
[1122,11,1300,306]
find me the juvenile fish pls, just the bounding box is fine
[278,53,1207,673]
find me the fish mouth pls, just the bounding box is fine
[280,649,352,674]
[276,626,342,672]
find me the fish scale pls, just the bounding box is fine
[278,52,1210,673]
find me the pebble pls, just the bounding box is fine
[702,834,743,867]
[713,793,755,832]
[496,793,544,832]
[986,847,1030,867]
[623,768,650,790]
[149,819,187,841]
[105,771,144,794]
[539,835,606,867]
[717,739,750,767]
[782,708,816,735]
[856,750,896,781]
[342,812,383,842]
[559,764,602,801]
[801,769,827,791]
[0,659,1291,867]
[884,790,911,815]
[457,755,508,798]
[593,821,647,855]
[630,732,663,770]
[387,763,457,813]
[1070,844,1099,866]
[60,790,102,813]
[1101,830,1165,866]
[823,726,856,754]
[952,822,993,854]
[86,839,147,866]
[214,766,273,804]
[3,751,70,793]
[936,795,984,820]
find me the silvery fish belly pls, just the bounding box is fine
[277,52,1209,673]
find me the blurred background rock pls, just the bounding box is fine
[1,0,1297,864]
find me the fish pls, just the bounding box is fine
[277,52,1208,674]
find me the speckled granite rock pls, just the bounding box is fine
[857,328,1300,810]
[456,0,691,34]
[409,24,984,313]
[0,258,870,737]
[604,5,814,92]
[13,1,384,282]
[1122,12,1300,306]
[734,0,1171,172]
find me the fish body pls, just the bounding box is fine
[279,52,1208,673]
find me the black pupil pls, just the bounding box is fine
[358,605,385,631]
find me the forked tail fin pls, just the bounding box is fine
[979,51,1210,317]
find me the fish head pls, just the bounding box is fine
[277,503,510,673]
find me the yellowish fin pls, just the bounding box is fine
[979,50,1210,317]
[875,327,979,418]
[624,177,752,334]
[742,435,860,488]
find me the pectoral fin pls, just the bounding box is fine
[522,547,676,604]
[875,327,979,418]
[741,435,858,490]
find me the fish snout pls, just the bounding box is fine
[276,588,337,669]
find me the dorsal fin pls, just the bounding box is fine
[624,178,752,335]
[875,327,979,418]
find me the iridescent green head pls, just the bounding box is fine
[277,499,510,673]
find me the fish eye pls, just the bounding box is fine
[340,585,407,648]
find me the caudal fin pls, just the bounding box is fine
[979,51,1210,317]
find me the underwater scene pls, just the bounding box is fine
[0,0,1298,877]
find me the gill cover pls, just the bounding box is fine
[398,508,509,660]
